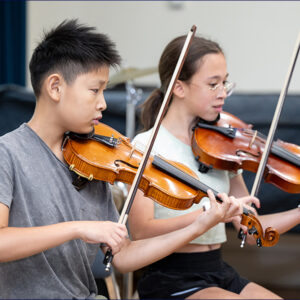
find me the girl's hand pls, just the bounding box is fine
[238,195,260,215]
[215,192,244,223]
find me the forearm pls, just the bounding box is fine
[0,222,79,262]
[258,207,300,234]
[123,190,243,272]
[130,208,204,240]
[233,207,300,246]
[115,215,213,273]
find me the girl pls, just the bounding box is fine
[129,35,300,299]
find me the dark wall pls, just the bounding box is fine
[0,2,26,86]
[0,85,35,134]
[1,84,300,232]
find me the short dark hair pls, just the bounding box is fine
[29,19,121,97]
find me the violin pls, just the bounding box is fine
[192,111,300,194]
[62,122,279,247]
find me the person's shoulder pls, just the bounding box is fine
[1,123,26,139]
[0,124,30,152]
[132,128,152,144]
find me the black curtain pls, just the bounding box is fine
[0,0,26,86]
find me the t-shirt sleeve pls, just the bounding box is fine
[132,131,153,150]
[0,145,14,208]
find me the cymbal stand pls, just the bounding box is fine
[123,80,143,299]
[125,81,143,139]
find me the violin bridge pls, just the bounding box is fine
[248,130,258,148]
[129,145,136,159]
[109,134,114,144]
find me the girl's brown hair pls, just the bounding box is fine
[140,35,223,131]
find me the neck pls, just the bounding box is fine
[27,102,65,160]
[162,100,197,145]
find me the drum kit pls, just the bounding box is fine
[108,66,158,139]
[108,66,157,88]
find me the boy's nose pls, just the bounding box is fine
[97,95,107,111]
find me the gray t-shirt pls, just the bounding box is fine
[0,124,119,299]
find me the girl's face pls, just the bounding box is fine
[184,53,229,122]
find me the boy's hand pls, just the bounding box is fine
[78,221,128,255]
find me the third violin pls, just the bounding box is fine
[192,111,300,193]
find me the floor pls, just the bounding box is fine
[222,228,300,299]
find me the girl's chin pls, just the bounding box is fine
[74,125,94,134]
[204,113,219,122]
[198,112,220,124]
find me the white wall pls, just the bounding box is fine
[27,1,300,93]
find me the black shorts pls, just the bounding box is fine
[137,249,250,299]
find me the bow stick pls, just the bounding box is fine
[103,25,197,271]
[239,32,300,247]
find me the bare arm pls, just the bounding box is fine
[115,190,243,273]
[114,212,213,273]
[0,203,128,262]
[256,208,300,234]
[128,189,204,240]
[229,174,300,236]
[129,180,253,241]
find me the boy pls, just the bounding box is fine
[0,19,244,298]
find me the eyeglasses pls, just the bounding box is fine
[190,81,236,97]
[209,81,236,97]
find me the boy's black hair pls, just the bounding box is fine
[29,19,121,97]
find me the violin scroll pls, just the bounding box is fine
[240,213,279,247]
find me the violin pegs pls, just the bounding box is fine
[256,238,262,247]
[238,229,247,248]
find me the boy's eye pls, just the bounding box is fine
[91,89,99,94]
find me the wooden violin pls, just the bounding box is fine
[62,122,279,247]
[192,111,300,194]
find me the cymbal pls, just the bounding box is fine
[108,66,158,87]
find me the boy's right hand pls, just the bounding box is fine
[77,221,128,255]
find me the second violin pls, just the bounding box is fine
[192,111,300,193]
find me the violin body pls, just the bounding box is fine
[192,112,300,193]
[63,123,206,210]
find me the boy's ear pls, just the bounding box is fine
[173,80,185,98]
[45,74,63,102]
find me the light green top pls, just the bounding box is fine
[133,125,239,245]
